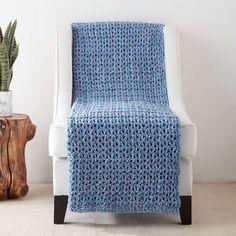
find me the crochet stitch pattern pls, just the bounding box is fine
[67,22,181,214]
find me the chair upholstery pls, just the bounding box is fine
[49,120,196,158]
[49,25,197,197]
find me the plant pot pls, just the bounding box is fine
[0,91,12,116]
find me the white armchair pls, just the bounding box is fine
[49,25,197,224]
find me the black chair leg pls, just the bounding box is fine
[54,195,191,225]
[180,196,192,225]
[54,195,68,224]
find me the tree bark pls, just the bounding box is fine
[0,118,11,200]
[0,114,36,200]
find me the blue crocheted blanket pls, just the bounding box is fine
[67,22,181,214]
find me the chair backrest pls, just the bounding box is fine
[71,22,168,105]
[53,24,186,126]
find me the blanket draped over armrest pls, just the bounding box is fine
[67,22,181,214]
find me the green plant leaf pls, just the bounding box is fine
[0,40,10,91]
[7,68,13,90]
[4,22,11,37]
[11,38,17,52]
[0,20,18,91]
[9,20,17,60]
[3,22,12,52]
[0,57,1,89]
[0,27,3,43]
[10,43,19,68]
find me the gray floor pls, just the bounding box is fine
[1,184,236,236]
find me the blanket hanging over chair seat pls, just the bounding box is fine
[67,22,181,214]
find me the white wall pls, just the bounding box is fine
[1,0,236,183]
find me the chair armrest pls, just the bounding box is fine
[164,25,197,156]
[163,25,195,126]
[53,26,72,127]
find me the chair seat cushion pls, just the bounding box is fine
[52,156,193,196]
[67,99,182,213]
[49,101,197,158]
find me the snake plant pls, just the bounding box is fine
[0,20,19,91]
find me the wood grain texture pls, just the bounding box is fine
[0,118,11,200]
[0,114,36,200]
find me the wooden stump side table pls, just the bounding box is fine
[0,114,36,200]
